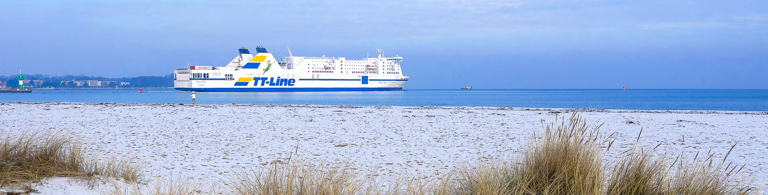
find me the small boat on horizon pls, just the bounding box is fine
[461,86,472,90]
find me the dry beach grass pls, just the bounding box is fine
[0,108,758,194]
[0,132,142,193]
[605,148,669,195]
[224,113,754,195]
[230,160,365,195]
[109,176,205,195]
[446,114,603,195]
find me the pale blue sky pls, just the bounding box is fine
[1,0,766,89]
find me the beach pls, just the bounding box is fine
[1,102,766,194]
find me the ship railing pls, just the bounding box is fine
[296,56,336,60]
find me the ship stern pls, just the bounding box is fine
[173,69,191,90]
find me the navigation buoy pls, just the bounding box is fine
[623,86,625,91]
[140,89,142,93]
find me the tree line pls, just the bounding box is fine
[0,74,174,88]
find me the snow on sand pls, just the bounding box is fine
[1,102,766,194]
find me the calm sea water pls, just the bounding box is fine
[1,89,767,111]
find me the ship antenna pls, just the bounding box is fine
[287,46,293,57]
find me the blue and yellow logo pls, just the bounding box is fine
[242,55,267,69]
[233,77,253,86]
[234,77,296,87]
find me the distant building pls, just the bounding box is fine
[73,80,84,87]
[0,81,5,88]
[120,82,130,86]
[85,80,101,87]
[32,80,44,87]
[60,80,84,87]
[22,80,33,88]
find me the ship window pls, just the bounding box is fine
[225,74,234,81]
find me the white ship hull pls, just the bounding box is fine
[174,47,408,92]
[175,78,407,92]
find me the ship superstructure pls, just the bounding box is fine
[174,46,408,92]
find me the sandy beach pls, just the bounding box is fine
[1,102,766,194]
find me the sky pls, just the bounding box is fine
[1,0,767,89]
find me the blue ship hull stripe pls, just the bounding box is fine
[188,78,408,81]
[369,79,409,81]
[175,87,403,92]
[189,78,227,80]
[298,79,361,81]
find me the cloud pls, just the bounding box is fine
[639,21,729,30]
[639,14,767,30]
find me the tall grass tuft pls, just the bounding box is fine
[448,113,605,195]
[0,132,87,186]
[605,149,668,195]
[84,156,144,183]
[508,113,604,195]
[230,159,368,195]
[110,176,205,195]
[668,146,754,195]
[606,134,754,195]
[450,162,513,194]
[0,132,143,187]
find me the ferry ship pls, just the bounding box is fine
[173,46,408,92]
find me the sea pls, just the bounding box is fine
[1,89,767,111]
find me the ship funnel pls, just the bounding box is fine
[238,47,250,54]
[256,46,269,53]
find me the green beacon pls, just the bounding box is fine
[1,70,32,93]
[18,71,24,89]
